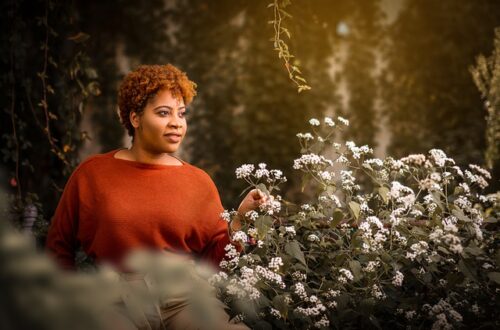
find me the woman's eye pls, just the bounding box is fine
[179,110,189,118]
[158,110,170,116]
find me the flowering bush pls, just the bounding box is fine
[213,117,500,329]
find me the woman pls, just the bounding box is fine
[46,64,263,328]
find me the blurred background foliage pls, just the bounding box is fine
[1,0,499,242]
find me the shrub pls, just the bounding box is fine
[214,117,500,329]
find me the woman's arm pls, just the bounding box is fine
[45,174,80,270]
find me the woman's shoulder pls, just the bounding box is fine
[70,150,118,177]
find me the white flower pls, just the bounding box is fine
[309,118,320,126]
[339,268,354,281]
[232,231,248,243]
[268,257,284,271]
[392,271,404,287]
[318,170,334,182]
[314,315,330,328]
[297,132,314,140]
[293,153,334,170]
[371,284,386,300]
[308,234,320,242]
[324,116,335,127]
[364,158,383,167]
[337,116,349,126]
[363,261,380,272]
[269,308,282,319]
[235,164,254,179]
[401,154,426,166]
[220,210,232,222]
[245,210,259,221]
[285,226,296,237]
[469,164,491,179]
[429,149,453,167]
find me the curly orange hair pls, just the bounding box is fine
[118,64,197,137]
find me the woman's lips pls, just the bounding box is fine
[164,134,181,143]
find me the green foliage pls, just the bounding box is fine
[471,27,500,189]
[214,117,500,329]
[0,0,98,234]
[381,0,500,168]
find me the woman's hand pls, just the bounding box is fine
[237,188,270,218]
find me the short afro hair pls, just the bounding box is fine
[117,64,197,137]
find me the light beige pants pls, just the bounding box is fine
[112,273,249,330]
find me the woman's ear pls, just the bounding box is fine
[130,111,140,129]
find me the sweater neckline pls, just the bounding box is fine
[109,149,187,169]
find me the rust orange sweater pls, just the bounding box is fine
[46,149,233,269]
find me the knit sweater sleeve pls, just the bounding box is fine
[45,169,81,270]
[199,176,239,267]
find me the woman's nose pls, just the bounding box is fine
[167,115,183,128]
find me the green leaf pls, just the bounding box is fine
[349,201,361,220]
[452,209,471,222]
[285,240,306,266]
[256,183,269,195]
[487,272,500,284]
[349,260,362,281]
[330,209,344,227]
[255,216,273,238]
[378,187,390,204]
[458,259,477,281]
[272,295,288,317]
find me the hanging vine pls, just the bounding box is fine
[269,0,311,92]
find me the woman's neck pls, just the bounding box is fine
[127,145,182,166]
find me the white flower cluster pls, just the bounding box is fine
[285,226,296,237]
[359,216,389,252]
[427,299,463,330]
[314,315,330,328]
[235,163,287,184]
[269,308,282,319]
[255,265,285,289]
[259,197,281,215]
[293,282,308,300]
[220,210,232,222]
[208,271,228,286]
[232,231,248,243]
[338,268,354,284]
[235,164,254,179]
[345,141,373,159]
[225,266,260,300]
[392,270,404,287]
[291,271,306,282]
[293,153,333,170]
[406,241,429,261]
[268,257,283,271]
[401,154,426,166]
[309,118,321,126]
[340,170,359,192]
[429,149,455,168]
[337,116,349,126]
[297,132,314,141]
[220,244,240,270]
[371,284,386,300]
[245,210,259,221]
[318,170,334,182]
[324,116,335,127]
[364,158,384,168]
[318,194,342,208]
[389,181,416,209]
[363,260,380,272]
[307,234,320,242]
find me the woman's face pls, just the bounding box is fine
[130,89,188,154]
